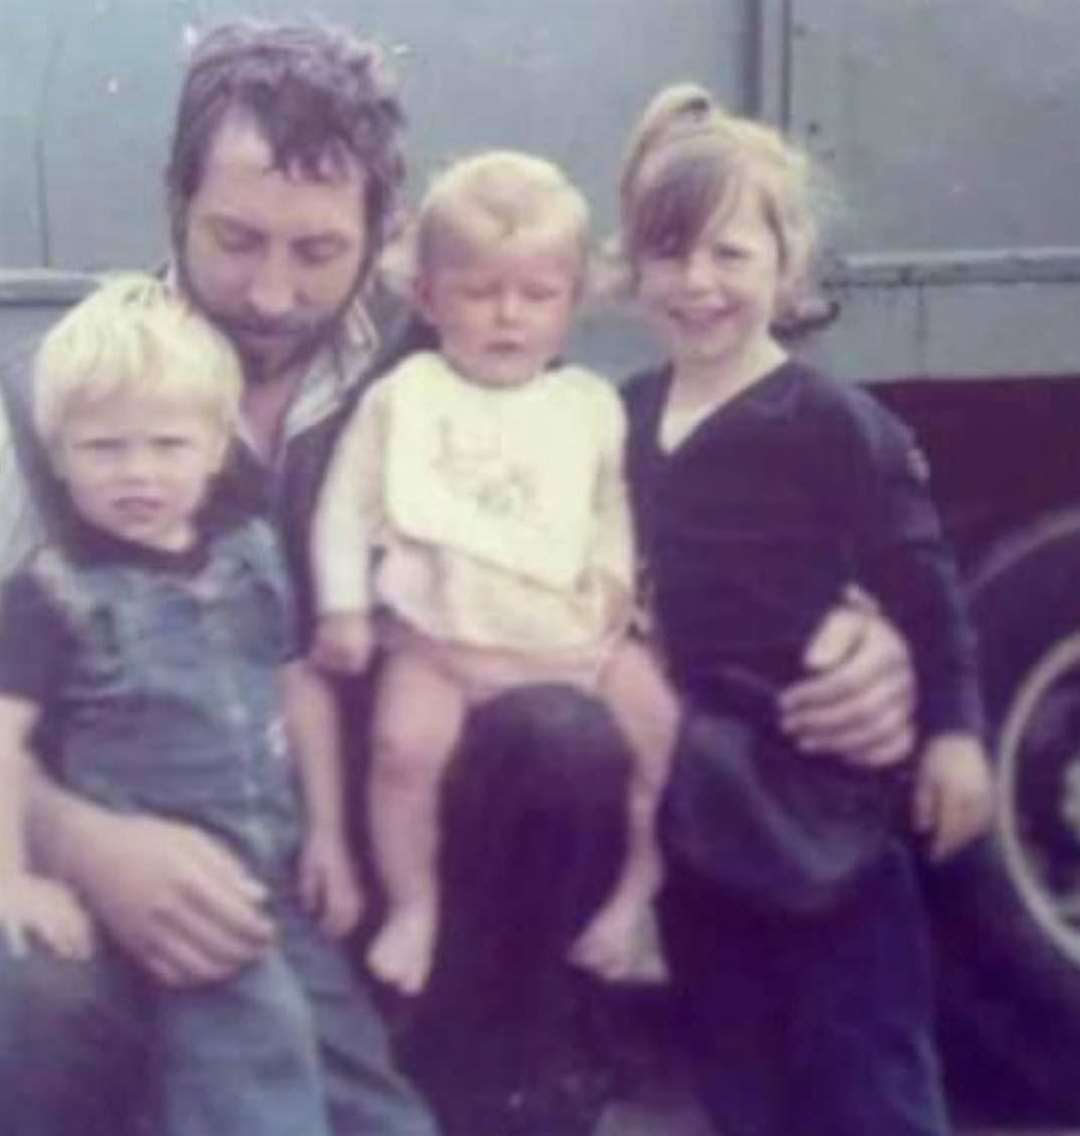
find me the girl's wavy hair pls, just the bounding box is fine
[166,21,406,273]
[615,82,830,325]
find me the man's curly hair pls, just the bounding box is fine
[167,21,405,265]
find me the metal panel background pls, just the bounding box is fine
[0,0,746,272]
[787,0,1080,254]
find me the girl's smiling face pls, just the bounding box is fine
[634,184,787,376]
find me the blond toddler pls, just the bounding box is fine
[312,151,678,995]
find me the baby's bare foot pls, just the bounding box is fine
[569,898,668,985]
[366,904,437,995]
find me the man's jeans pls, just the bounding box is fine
[660,842,951,1136]
[2,888,436,1136]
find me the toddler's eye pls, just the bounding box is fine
[82,438,123,454]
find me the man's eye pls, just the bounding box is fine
[152,436,190,451]
[295,237,347,266]
[213,223,261,254]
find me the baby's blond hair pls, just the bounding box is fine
[34,274,242,450]
[416,150,590,275]
[617,83,822,319]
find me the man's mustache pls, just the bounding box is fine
[227,313,322,338]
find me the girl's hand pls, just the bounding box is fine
[913,734,995,861]
[3,875,94,960]
[779,586,916,768]
[312,613,374,675]
[298,829,364,938]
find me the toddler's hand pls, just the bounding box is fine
[913,733,995,861]
[2,874,94,960]
[298,830,364,938]
[312,613,375,674]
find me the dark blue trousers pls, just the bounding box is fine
[660,843,950,1136]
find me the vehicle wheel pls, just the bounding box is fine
[926,508,1080,1121]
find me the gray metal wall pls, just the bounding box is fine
[4,1,1080,381]
[787,0,1080,380]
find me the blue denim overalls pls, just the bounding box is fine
[24,517,435,1136]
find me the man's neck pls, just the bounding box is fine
[240,369,305,463]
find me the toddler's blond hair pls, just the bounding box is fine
[416,149,590,277]
[34,273,242,450]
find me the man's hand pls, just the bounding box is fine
[312,612,375,674]
[63,810,274,986]
[913,734,995,861]
[298,828,364,938]
[779,587,916,768]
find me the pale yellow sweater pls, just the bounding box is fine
[312,351,633,653]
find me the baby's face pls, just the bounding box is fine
[418,228,581,388]
[53,392,227,552]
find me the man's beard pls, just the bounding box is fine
[216,311,331,384]
[174,250,364,385]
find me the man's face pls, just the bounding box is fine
[178,110,369,380]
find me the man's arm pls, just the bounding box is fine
[26,769,275,984]
[0,396,44,577]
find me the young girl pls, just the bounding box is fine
[311,151,678,995]
[616,85,994,1135]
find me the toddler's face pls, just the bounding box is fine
[418,229,580,388]
[53,392,228,552]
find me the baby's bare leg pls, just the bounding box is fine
[570,640,679,982]
[367,651,467,996]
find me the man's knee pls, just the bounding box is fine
[466,684,631,804]
[1,944,148,1134]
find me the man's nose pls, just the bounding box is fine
[248,248,296,319]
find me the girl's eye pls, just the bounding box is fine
[523,286,561,302]
[651,239,683,261]
[713,243,748,261]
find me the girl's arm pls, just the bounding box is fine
[283,658,362,937]
[843,393,993,855]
